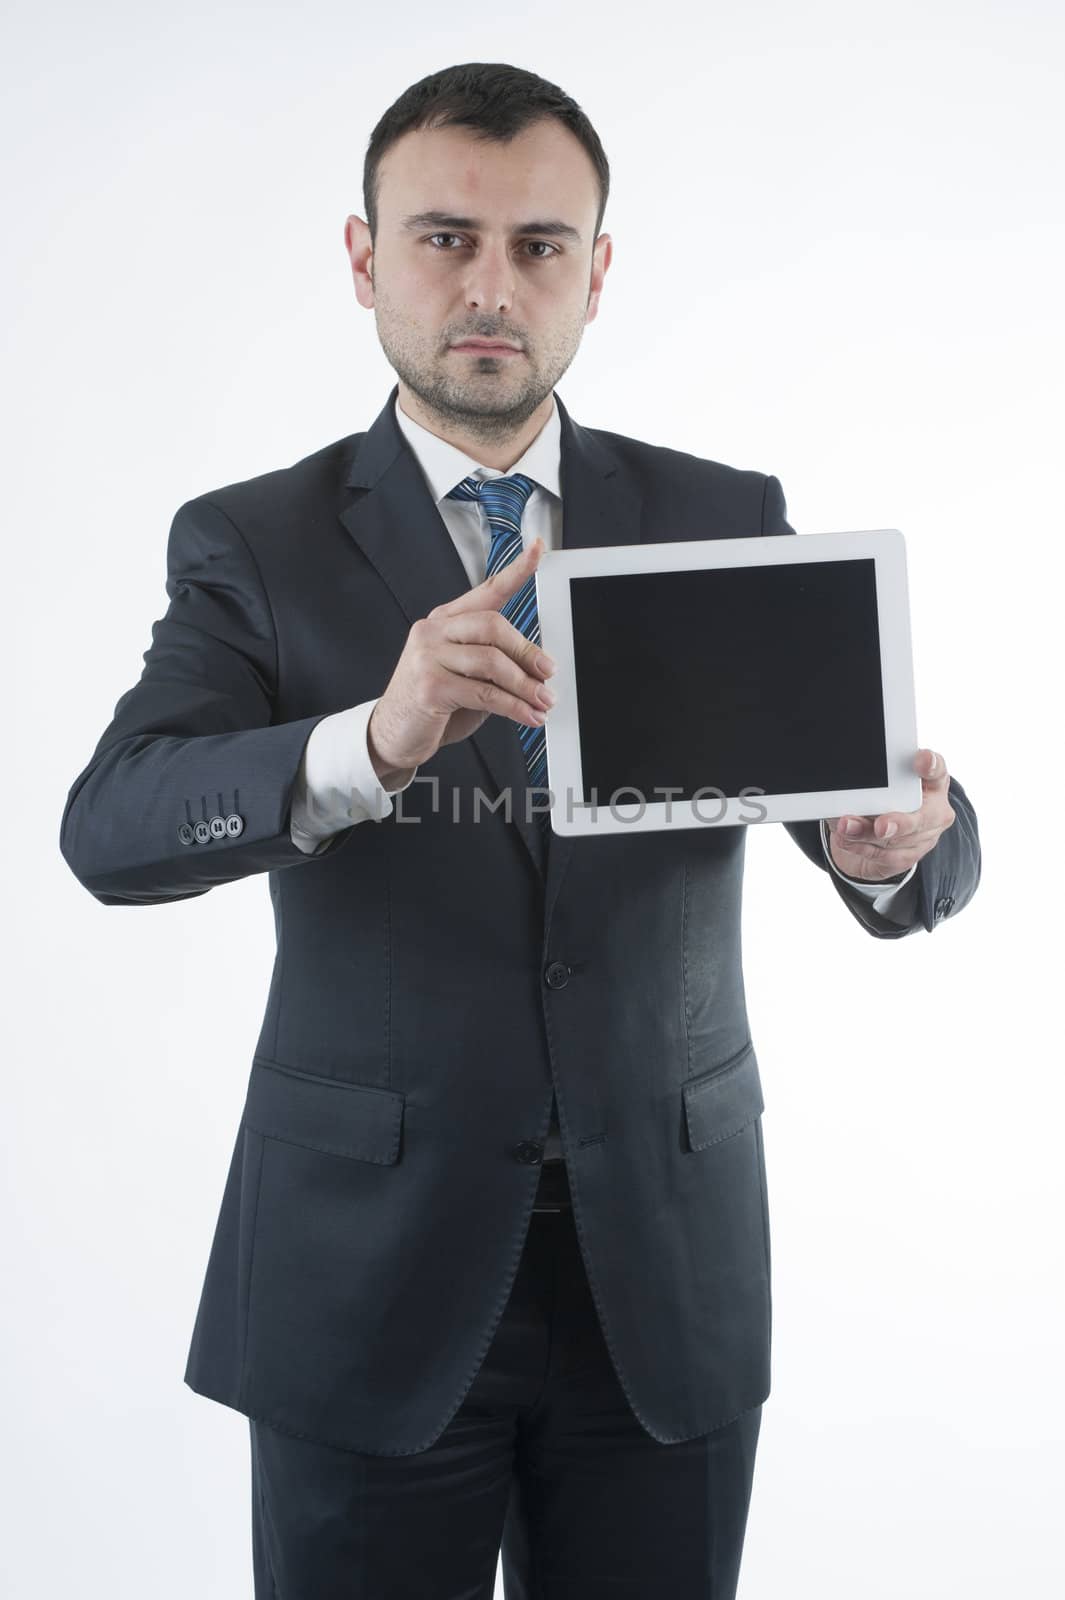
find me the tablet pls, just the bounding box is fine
[534,528,921,837]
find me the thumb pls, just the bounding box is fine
[920,748,948,787]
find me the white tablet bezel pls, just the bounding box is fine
[534,528,921,837]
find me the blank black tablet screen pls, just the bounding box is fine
[569,557,887,804]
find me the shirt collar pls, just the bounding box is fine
[392,391,562,505]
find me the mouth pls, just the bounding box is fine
[449,340,524,356]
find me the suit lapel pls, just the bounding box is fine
[337,383,644,889]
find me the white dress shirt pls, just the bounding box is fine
[289,394,918,925]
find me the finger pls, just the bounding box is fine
[831,813,887,843]
[818,819,940,857]
[839,791,957,843]
[825,824,923,867]
[826,825,943,860]
[918,747,949,789]
[428,537,546,622]
[436,661,549,729]
[835,804,929,842]
[831,812,873,835]
[436,640,557,718]
[440,609,554,682]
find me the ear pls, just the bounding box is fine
[345,215,375,308]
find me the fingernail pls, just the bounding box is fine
[537,685,557,707]
[882,821,898,838]
[843,818,858,836]
[536,654,556,675]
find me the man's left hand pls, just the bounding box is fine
[824,748,955,883]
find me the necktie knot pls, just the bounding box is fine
[445,471,538,586]
[445,471,537,521]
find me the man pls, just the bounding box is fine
[60,61,980,1600]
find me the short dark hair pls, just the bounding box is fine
[363,62,610,249]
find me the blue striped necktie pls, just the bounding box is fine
[444,471,550,832]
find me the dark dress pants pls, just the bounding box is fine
[249,1161,762,1599]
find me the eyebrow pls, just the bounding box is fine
[400,210,582,245]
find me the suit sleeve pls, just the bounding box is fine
[760,473,982,939]
[59,495,352,905]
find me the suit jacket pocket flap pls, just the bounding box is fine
[243,1056,404,1165]
[683,1043,764,1152]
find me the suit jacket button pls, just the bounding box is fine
[177,822,195,846]
[934,894,954,920]
[544,961,570,989]
[512,1140,544,1165]
[208,815,227,840]
[193,820,211,844]
[225,813,244,838]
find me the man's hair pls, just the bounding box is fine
[363,62,610,249]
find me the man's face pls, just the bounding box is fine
[345,118,612,444]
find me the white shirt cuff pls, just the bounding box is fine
[820,818,919,924]
[290,701,418,854]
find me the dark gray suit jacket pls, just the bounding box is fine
[60,384,981,1455]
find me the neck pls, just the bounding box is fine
[396,382,553,471]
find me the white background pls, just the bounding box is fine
[3,2,1062,1595]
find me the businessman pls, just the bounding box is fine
[60,61,981,1600]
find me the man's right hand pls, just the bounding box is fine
[367,536,558,783]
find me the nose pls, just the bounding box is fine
[462,242,515,313]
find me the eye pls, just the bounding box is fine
[426,234,558,259]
